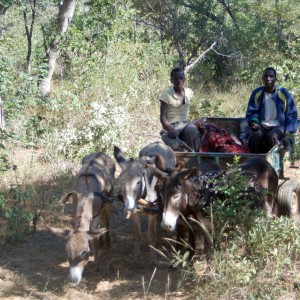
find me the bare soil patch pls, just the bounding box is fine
[0,202,188,299]
[0,149,189,300]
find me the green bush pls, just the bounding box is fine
[1,187,34,242]
[247,216,300,262]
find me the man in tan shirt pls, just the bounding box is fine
[160,67,200,152]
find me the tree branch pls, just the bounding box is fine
[182,2,224,26]
[186,36,206,66]
[185,41,217,73]
[164,0,186,67]
[0,5,9,16]
[217,0,239,30]
[133,19,163,30]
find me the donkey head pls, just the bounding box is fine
[114,146,153,219]
[48,226,107,286]
[147,159,197,231]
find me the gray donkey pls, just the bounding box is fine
[114,141,176,265]
[49,152,115,286]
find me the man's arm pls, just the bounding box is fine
[245,89,262,126]
[160,101,177,138]
[284,90,298,134]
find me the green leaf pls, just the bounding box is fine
[0,0,12,7]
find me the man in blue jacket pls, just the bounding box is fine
[245,67,298,153]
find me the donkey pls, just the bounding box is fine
[148,157,221,259]
[147,156,278,259]
[114,141,176,265]
[49,152,115,286]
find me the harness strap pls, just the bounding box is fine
[92,192,107,219]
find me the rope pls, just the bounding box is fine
[161,129,196,153]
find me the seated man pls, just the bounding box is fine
[245,67,298,153]
[159,67,200,152]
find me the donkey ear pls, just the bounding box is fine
[154,154,166,170]
[146,163,167,179]
[61,192,74,204]
[178,167,197,180]
[87,228,108,240]
[47,225,73,238]
[181,194,188,210]
[113,146,128,170]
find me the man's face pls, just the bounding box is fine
[262,70,276,90]
[171,71,185,89]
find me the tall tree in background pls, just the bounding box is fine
[0,0,11,38]
[39,0,76,96]
[0,2,9,15]
[23,0,36,72]
[133,0,241,78]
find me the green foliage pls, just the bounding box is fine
[168,181,300,298]
[0,59,15,101]
[290,134,300,164]
[1,186,34,242]
[43,99,130,159]
[205,157,262,248]
[0,0,12,7]
[190,98,225,119]
[247,216,300,262]
[213,252,257,285]
[0,128,14,172]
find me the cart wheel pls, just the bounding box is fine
[278,179,300,219]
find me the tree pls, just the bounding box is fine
[39,0,76,96]
[22,0,36,72]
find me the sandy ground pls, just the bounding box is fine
[0,150,192,299]
[0,148,190,299]
[0,199,190,300]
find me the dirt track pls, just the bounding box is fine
[0,198,188,300]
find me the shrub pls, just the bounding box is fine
[1,186,34,242]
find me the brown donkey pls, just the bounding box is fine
[147,156,278,259]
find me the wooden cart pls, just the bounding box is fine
[175,117,300,219]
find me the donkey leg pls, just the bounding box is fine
[147,214,157,266]
[264,195,274,218]
[92,237,101,271]
[99,204,112,249]
[132,214,142,262]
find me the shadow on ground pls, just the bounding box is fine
[0,181,186,299]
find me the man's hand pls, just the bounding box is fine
[167,129,177,138]
[281,137,291,150]
[282,131,292,150]
[250,122,260,131]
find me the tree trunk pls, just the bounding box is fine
[0,96,5,129]
[275,0,283,51]
[0,4,9,16]
[23,0,36,73]
[39,0,77,96]
[0,4,9,38]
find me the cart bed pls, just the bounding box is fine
[175,117,290,179]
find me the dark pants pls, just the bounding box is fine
[248,125,284,153]
[161,122,201,152]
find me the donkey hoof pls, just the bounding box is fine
[95,264,101,272]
